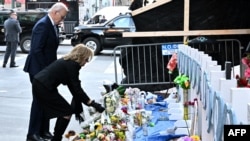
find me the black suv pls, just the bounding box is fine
[71,13,135,55]
[0,10,64,53]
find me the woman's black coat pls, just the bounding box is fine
[32,58,90,120]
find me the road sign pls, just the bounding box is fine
[161,44,179,55]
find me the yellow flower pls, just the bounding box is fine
[190,135,200,141]
[174,74,190,89]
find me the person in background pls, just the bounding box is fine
[2,9,22,68]
[99,15,107,23]
[23,2,69,141]
[83,8,90,21]
[32,44,105,141]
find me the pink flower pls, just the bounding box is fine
[242,57,250,67]
[167,53,177,73]
[242,57,250,78]
[182,136,193,141]
[244,68,250,78]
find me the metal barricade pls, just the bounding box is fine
[113,39,242,91]
[63,21,78,38]
[113,42,180,91]
[188,38,242,76]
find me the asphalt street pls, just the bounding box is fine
[0,40,120,140]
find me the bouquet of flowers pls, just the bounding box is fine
[174,74,190,90]
[239,53,250,88]
[235,74,250,88]
[174,74,190,120]
[241,54,250,78]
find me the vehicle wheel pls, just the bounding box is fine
[83,37,101,55]
[20,36,31,53]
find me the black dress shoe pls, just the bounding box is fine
[2,64,6,68]
[40,131,53,140]
[10,65,18,68]
[26,134,45,141]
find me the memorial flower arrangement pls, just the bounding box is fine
[177,135,201,141]
[65,113,128,141]
[63,84,131,141]
[235,74,250,88]
[64,86,152,141]
[241,54,250,88]
[242,54,250,78]
[238,45,250,87]
[174,74,190,120]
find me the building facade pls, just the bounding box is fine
[79,0,131,24]
[2,0,131,24]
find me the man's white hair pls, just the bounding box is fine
[48,2,69,13]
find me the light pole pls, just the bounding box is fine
[95,0,98,12]
[11,0,15,8]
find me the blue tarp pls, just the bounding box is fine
[134,101,187,141]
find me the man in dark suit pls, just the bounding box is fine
[23,2,68,141]
[2,10,22,68]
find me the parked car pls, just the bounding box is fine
[71,13,135,55]
[0,9,65,53]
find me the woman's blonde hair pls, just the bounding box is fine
[63,44,94,63]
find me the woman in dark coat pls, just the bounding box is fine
[32,44,105,141]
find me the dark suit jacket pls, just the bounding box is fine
[23,15,59,76]
[4,17,22,42]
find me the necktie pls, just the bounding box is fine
[54,25,58,37]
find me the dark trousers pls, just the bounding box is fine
[27,74,50,136]
[3,41,18,66]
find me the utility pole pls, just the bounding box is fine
[11,0,15,8]
[95,0,98,12]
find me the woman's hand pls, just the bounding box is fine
[89,100,105,113]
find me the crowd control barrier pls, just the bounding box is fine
[113,39,243,90]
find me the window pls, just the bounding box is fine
[18,12,46,24]
[113,17,131,27]
[0,13,9,25]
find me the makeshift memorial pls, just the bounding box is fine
[64,85,164,141]
[76,110,129,141]
[67,85,134,141]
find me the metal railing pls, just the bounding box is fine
[63,21,78,38]
[113,39,242,91]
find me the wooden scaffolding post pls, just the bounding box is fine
[184,0,190,43]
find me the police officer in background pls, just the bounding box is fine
[2,9,22,68]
